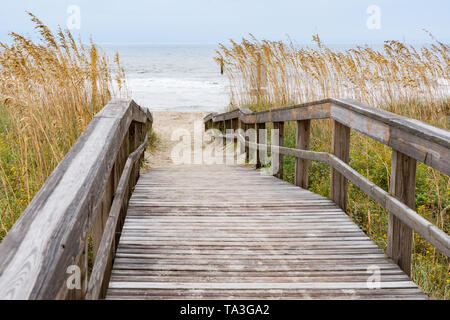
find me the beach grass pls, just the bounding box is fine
[217,35,450,299]
[0,13,127,240]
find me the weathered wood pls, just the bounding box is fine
[225,119,232,131]
[204,98,450,175]
[331,99,450,176]
[0,99,152,300]
[106,164,427,300]
[273,122,284,178]
[327,154,450,256]
[243,123,250,163]
[242,138,450,257]
[232,118,239,132]
[91,195,105,259]
[295,120,311,188]
[206,101,331,123]
[108,281,418,290]
[4,95,449,300]
[255,123,266,168]
[387,151,416,276]
[237,119,245,159]
[86,135,149,300]
[222,120,227,145]
[330,120,350,211]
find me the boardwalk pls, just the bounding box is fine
[106,165,426,300]
[1,99,447,300]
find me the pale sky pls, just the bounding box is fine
[0,0,449,45]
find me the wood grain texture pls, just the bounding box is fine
[256,123,266,169]
[86,134,149,300]
[387,151,416,276]
[0,99,151,300]
[330,121,350,212]
[273,122,284,179]
[295,120,310,188]
[239,133,450,256]
[106,164,427,300]
[204,98,450,175]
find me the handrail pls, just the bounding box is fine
[205,98,450,175]
[86,133,149,300]
[225,132,449,257]
[0,99,152,299]
[205,98,450,276]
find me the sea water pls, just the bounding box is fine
[102,43,450,113]
[102,44,229,112]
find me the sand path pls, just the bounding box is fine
[144,111,211,169]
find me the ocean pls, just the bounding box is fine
[102,44,229,113]
[102,43,449,114]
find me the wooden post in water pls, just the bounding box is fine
[330,120,350,211]
[273,122,284,179]
[295,120,311,188]
[387,150,416,276]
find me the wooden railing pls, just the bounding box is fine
[204,98,450,276]
[0,99,152,299]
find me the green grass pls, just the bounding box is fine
[0,105,27,239]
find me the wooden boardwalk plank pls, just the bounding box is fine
[106,165,427,300]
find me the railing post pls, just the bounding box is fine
[256,122,266,168]
[119,130,129,228]
[232,118,239,144]
[238,118,246,159]
[387,150,416,276]
[295,120,311,188]
[330,120,350,211]
[225,120,232,155]
[244,123,250,163]
[129,122,137,190]
[273,122,284,178]
[221,120,226,146]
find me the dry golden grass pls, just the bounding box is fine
[217,33,449,128]
[217,34,450,299]
[0,13,127,239]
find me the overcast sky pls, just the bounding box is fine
[0,0,449,45]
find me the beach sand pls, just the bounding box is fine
[144,111,211,169]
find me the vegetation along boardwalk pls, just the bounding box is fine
[0,98,448,300]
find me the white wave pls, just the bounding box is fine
[125,76,229,111]
[127,77,225,90]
